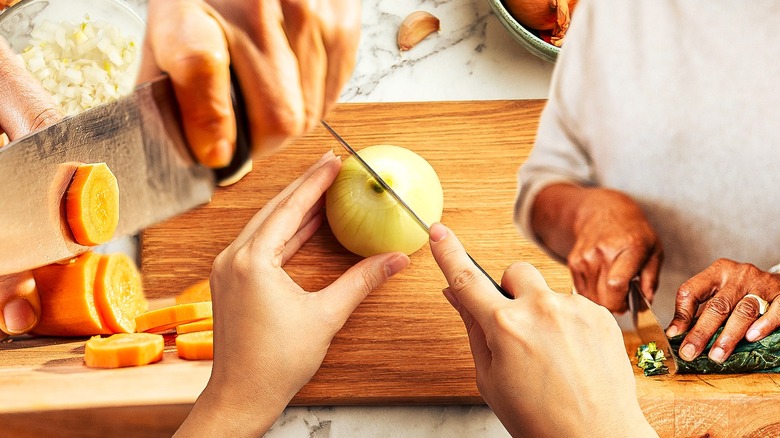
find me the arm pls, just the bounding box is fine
[428,222,656,438]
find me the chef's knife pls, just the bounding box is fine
[629,279,678,374]
[320,120,512,299]
[0,73,251,275]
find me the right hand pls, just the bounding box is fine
[428,223,656,438]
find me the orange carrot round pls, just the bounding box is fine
[94,253,148,333]
[175,279,212,304]
[32,251,111,336]
[176,318,213,335]
[134,302,212,333]
[84,333,164,368]
[66,162,120,246]
[175,330,213,360]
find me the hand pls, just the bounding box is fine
[428,223,656,438]
[534,184,663,312]
[0,37,63,335]
[666,259,780,363]
[138,0,361,168]
[175,151,409,437]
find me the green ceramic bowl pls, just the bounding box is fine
[487,0,559,63]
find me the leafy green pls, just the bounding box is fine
[636,342,669,376]
[669,326,780,374]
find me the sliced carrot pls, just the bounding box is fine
[176,330,213,360]
[175,279,211,304]
[94,253,148,333]
[66,162,120,246]
[134,302,212,333]
[84,333,164,368]
[32,251,111,336]
[176,318,213,335]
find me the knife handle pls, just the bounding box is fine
[213,67,252,185]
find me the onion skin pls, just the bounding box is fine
[326,145,444,258]
[504,0,577,47]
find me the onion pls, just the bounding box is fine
[326,145,444,257]
[504,0,577,46]
[17,16,140,115]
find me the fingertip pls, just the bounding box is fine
[2,297,38,335]
[384,252,410,277]
[429,222,449,243]
[199,138,234,168]
[665,325,680,338]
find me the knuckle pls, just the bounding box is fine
[449,266,480,294]
[703,296,732,317]
[27,107,62,132]
[733,299,760,319]
[672,308,693,325]
[170,49,229,80]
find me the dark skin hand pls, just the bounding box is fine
[666,259,780,363]
[531,183,663,312]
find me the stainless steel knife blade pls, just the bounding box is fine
[629,280,678,374]
[0,76,214,275]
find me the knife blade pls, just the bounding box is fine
[629,279,678,374]
[320,120,512,299]
[0,73,250,275]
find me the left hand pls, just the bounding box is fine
[666,258,780,363]
[175,151,409,436]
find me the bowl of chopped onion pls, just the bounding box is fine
[0,0,145,115]
[487,0,577,63]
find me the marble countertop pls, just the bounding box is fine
[124,0,552,436]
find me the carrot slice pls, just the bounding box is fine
[134,302,212,333]
[32,251,111,336]
[94,253,149,333]
[176,318,213,335]
[176,330,213,360]
[175,279,212,304]
[66,163,120,246]
[84,333,164,368]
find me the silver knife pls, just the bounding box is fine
[629,279,678,374]
[320,120,512,299]
[0,73,250,275]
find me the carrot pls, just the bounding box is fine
[94,253,148,333]
[175,330,213,360]
[84,333,164,368]
[175,279,212,304]
[66,162,120,246]
[134,302,212,333]
[32,251,111,336]
[176,318,213,335]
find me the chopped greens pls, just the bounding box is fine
[669,327,780,374]
[636,342,669,376]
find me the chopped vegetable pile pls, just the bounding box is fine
[636,342,669,376]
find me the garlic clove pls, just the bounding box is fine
[397,11,440,52]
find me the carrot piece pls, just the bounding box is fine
[134,302,212,333]
[84,333,164,368]
[176,318,213,335]
[32,251,111,336]
[94,253,149,333]
[175,279,212,304]
[66,162,120,246]
[176,330,213,360]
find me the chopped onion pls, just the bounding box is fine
[17,16,140,116]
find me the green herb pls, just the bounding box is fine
[669,326,780,374]
[636,341,669,376]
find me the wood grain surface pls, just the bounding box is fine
[1,101,778,437]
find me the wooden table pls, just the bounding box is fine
[1,101,778,437]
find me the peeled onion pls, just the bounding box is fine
[326,145,444,257]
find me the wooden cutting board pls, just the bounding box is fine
[1,101,778,437]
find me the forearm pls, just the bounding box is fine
[530,183,588,259]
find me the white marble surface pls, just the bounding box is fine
[124,0,552,436]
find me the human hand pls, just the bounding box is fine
[0,37,63,335]
[666,259,780,363]
[175,151,409,437]
[428,223,655,438]
[138,0,361,168]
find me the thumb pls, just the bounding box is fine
[0,272,41,335]
[500,262,553,301]
[320,252,409,327]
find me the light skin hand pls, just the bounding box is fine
[666,258,780,363]
[174,152,409,437]
[428,222,656,438]
[532,183,663,312]
[138,0,361,168]
[0,37,63,335]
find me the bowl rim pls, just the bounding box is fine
[486,0,559,63]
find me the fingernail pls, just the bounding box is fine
[384,253,410,277]
[429,223,449,242]
[680,343,696,361]
[209,138,233,168]
[709,347,726,363]
[665,326,679,337]
[746,329,761,342]
[3,298,37,334]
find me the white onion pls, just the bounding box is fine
[17,16,140,115]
